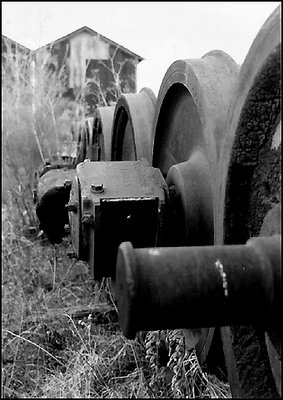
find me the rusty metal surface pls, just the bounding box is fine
[76,159,167,279]
[75,121,87,164]
[166,151,214,246]
[92,106,115,161]
[84,117,96,160]
[150,49,239,368]
[30,6,280,398]
[152,50,239,178]
[36,161,75,179]
[68,175,82,259]
[116,235,281,340]
[111,88,156,162]
[35,168,77,243]
[260,204,282,397]
[214,6,281,398]
[77,158,166,200]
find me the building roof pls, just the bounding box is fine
[2,34,31,53]
[34,26,144,62]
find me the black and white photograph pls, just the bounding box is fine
[2,2,281,398]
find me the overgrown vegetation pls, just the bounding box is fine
[2,38,230,398]
[2,39,71,234]
[2,228,230,398]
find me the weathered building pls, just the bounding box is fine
[34,26,144,113]
[3,27,143,114]
[2,35,31,87]
[2,34,31,60]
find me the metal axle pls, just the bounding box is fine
[115,235,281,339]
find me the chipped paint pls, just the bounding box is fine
[215,259,228,296]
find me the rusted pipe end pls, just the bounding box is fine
[116,236,281,338]
[116,241,137,339]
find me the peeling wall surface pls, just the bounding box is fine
[2,29,139,113]
[68,33,110,91]
[43,30,138,111]
[2,36,32,88]
[2,36,31,58]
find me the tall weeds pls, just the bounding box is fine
[2,37,230,398]
[2,38,68,231]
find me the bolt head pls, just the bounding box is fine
[64,180,72,188]
[91,183,104,193]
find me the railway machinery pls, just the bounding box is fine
[33,6,281,397]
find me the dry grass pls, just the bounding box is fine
[2,210,230,398]
[2,36,231,399]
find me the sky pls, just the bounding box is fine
[2,2,280,96]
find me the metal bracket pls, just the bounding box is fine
[70,159,167,279]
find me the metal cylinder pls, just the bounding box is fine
[111,88,156,162]
[116,235,281,339]
[152,50,239,178]
[92,106,115,161]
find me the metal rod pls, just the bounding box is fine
[116,236,281,339]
